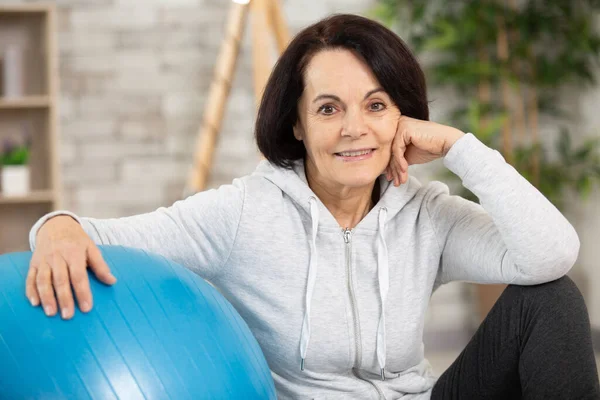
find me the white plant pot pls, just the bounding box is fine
[1,165,30,196]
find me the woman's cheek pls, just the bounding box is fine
[371,119,397,143]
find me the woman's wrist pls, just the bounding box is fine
[443,128,466,156]
[37,215,81,243]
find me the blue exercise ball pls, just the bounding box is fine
[0,245,276,400]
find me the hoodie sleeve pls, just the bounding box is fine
[426,133,580,286]
[29,178,245,281]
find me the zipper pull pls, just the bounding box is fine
[343,228,352,243]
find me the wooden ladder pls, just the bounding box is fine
[184,0,290,195]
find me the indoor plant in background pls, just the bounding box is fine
[371,0,600,323]
[0,133,31,197]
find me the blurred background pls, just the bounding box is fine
[1,0,599,372]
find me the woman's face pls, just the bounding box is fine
[294,49,400,191]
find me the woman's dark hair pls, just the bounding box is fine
[255,13,429,169]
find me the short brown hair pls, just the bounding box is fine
[255,13,429,169]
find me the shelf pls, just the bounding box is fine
[0,5,60,253]
[0,96,50,109]
[0,4,53,13]
[0,190,54,205]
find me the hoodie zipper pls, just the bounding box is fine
[343,228,386,400]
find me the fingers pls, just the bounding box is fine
[389,119,411,186]
[87,244,116,285]
[387,152,408,186]
[386,157,399,186]
[26,261,40,307]
[67,250,93,313]
[30,247,95,318]
[51,253,75,319]
[398,155,409,173]
[399,157,409,184]
[393,157,405,186]
[385,166,395,182]
[36,260,57,317]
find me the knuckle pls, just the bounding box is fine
[37,284,52,297]
[53,276,70,288]
[43,252,62,265]
[35,269,49,285]
[57,292,73,305]
[65,244,86,260]
[70,274,88,289]
[29,255,41,269]
[88,243,101,256]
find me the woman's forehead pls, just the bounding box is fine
[303,50,382,95]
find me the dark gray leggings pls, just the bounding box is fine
[431,275,600,399]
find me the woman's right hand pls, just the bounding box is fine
[26,216,117,320]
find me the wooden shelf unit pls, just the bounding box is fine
[0,95,50,109]
[0,4,61,254]
[0,190,55,205]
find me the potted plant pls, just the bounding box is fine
[0,134,31,196]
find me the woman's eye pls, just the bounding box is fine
[318,105,336,115]
[370,102,386,111]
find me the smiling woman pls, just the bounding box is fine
[255,14,429,170]
[20,12,599,400]
[255,14,463,229]
[295,50,398,187]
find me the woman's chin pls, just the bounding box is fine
[336,172,381,188]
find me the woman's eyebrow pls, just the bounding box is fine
[312,87,385,104]
[364,87,385,99]
[312,94,341,104]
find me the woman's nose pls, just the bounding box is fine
[342,109,368,138]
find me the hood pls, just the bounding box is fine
[252,159,421,380]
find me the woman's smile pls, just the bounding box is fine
[334,148,376,162]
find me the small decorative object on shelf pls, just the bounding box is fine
[0,131,31,197]
[1,44,25,98]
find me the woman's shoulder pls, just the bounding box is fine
[231,161,291,204]
[385,174,451,203]
[384,175,459,218]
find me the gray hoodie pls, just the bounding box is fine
[30,133,579,399]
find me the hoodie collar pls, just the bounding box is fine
[254,159,416,232]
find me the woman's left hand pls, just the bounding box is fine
[385,116,465,186]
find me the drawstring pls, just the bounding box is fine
[376,207,389,380]
[300,197,320,371]
[299,199,390,383]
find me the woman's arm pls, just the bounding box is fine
[427,133,579,286]
[30,179,246,281]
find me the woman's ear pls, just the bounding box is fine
[293,124,304,141]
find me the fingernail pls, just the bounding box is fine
[81,301,90,312]
[44,306,53,316]
[29,296,37,306]
[61,308,69,319]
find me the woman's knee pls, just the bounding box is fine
[506,274,589,317]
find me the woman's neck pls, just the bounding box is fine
[305,163,378,230]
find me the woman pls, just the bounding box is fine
[26,14,598,399]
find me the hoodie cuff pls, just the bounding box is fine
[29,210,83,251]
[442,132,506,183]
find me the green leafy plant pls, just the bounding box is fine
[1,136,31,166]
[370,0,600,210]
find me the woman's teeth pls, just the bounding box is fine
[337,149,372,157]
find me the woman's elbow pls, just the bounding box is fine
[516,229,580,284]
[555,227,580,276]
[541,227,580,281]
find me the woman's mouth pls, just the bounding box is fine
[334,148,375,162]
